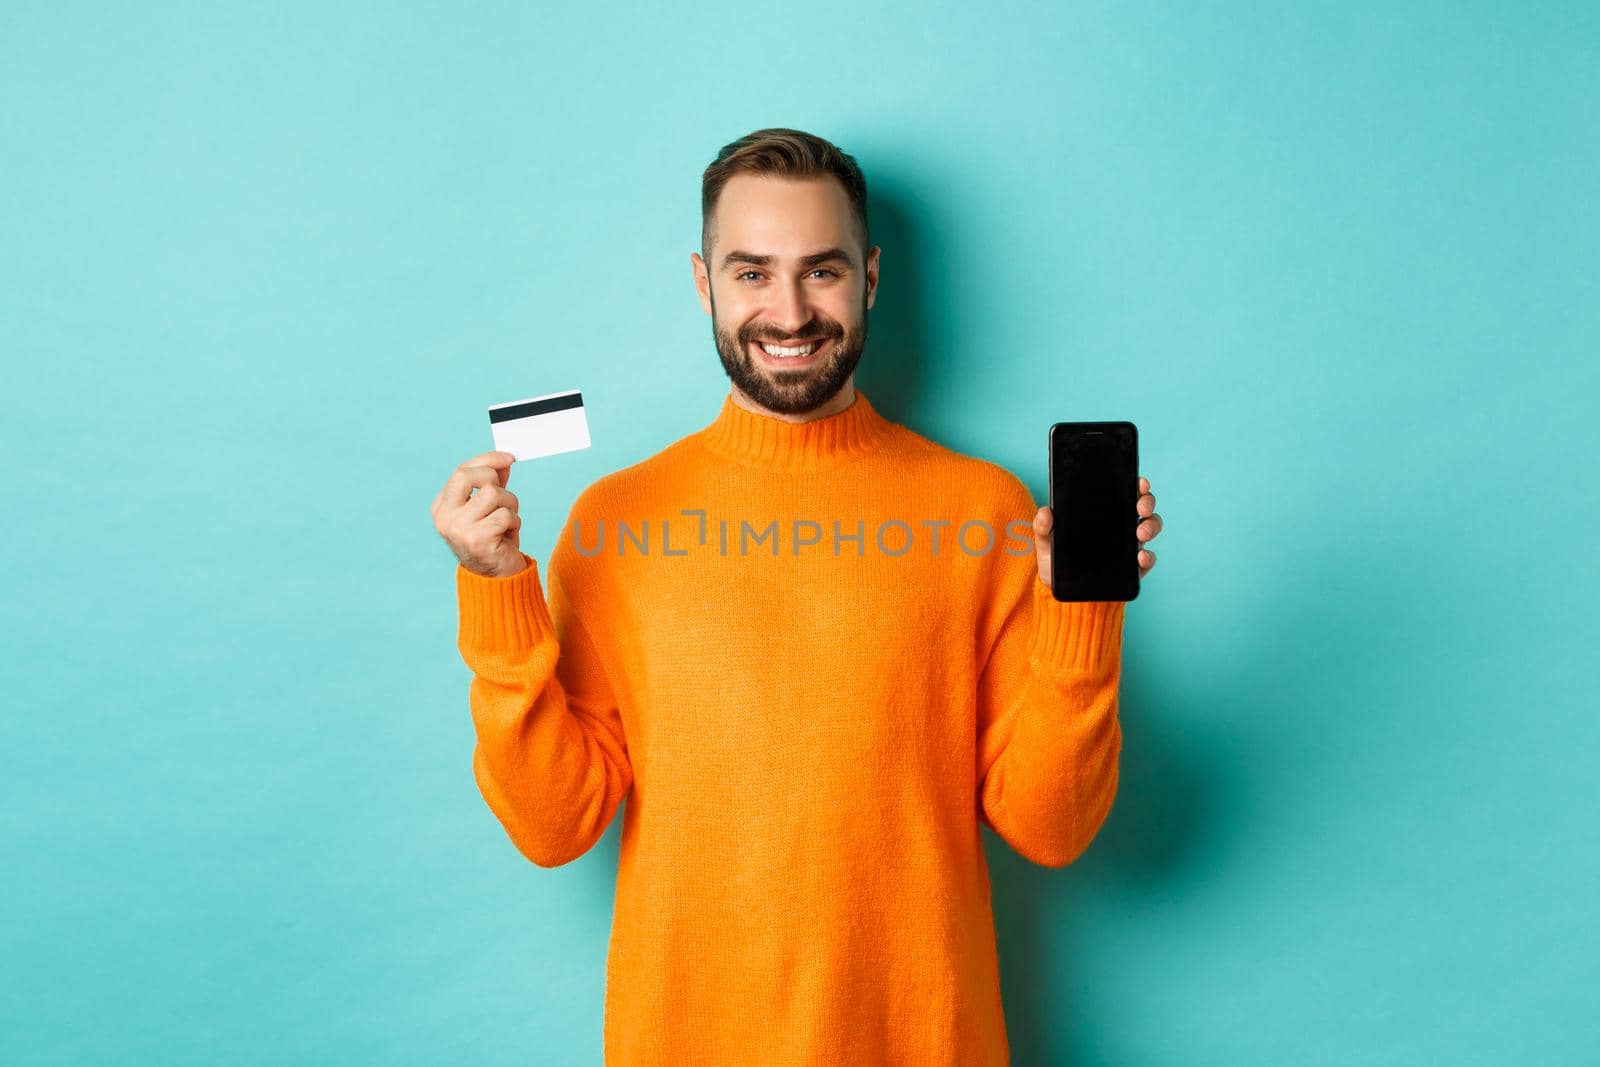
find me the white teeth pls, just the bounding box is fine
[759,340,818,357]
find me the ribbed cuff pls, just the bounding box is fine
[456,552,557,652]
[1028,578,1125,674]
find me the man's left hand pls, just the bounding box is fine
[1031,475,1161,590]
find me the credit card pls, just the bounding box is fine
[488,389,591,460]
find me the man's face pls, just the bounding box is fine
[692,174,880,415]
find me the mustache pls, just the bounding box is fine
[742,327,842,344]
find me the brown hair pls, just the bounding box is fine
[701,127,870,263]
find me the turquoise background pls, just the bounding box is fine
[3,2,1595,1064]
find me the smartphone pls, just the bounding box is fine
[1048,421,1140,602]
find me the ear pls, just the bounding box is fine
[864,245,881,310]
[690,252,712,315]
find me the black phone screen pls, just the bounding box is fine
[1049,421,1140,602]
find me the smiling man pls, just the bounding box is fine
[436,127,1162,1065]
[695,163,873,419]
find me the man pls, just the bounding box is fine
[431,127,1163,1065]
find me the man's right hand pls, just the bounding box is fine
[432,450,527,578]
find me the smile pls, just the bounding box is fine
[750,336,833,365]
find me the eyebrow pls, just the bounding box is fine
[719,247,853,272]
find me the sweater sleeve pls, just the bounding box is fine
[456,550,633,868]
[974,517,1127,869]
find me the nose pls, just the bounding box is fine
[768,276,813,336]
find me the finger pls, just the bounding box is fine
[1138,491,1156,517]
[1139,476,1149,493]
[483,506,518,534]
[1138,548,1156,575]
[1137,512,1163,541]
[441,447,515,508]
[462,450,517,480]
[456,469,508,518]
[464,484,519,523]
[1033,508,1052,584]
[442,455,516,509]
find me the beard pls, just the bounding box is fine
[710,286,868,416]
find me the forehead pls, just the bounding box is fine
[711,174,855,256]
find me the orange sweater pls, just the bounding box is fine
[455,388,1126,1065]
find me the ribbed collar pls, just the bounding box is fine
[696,387,896,472]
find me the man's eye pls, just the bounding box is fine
[736,269,840,282]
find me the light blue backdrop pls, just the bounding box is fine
[3,3,1594,1064]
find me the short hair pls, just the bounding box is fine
[700,127,870,264]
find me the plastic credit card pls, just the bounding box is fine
[488,389,591,460]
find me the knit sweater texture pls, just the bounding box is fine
[455,388,1126,1065]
